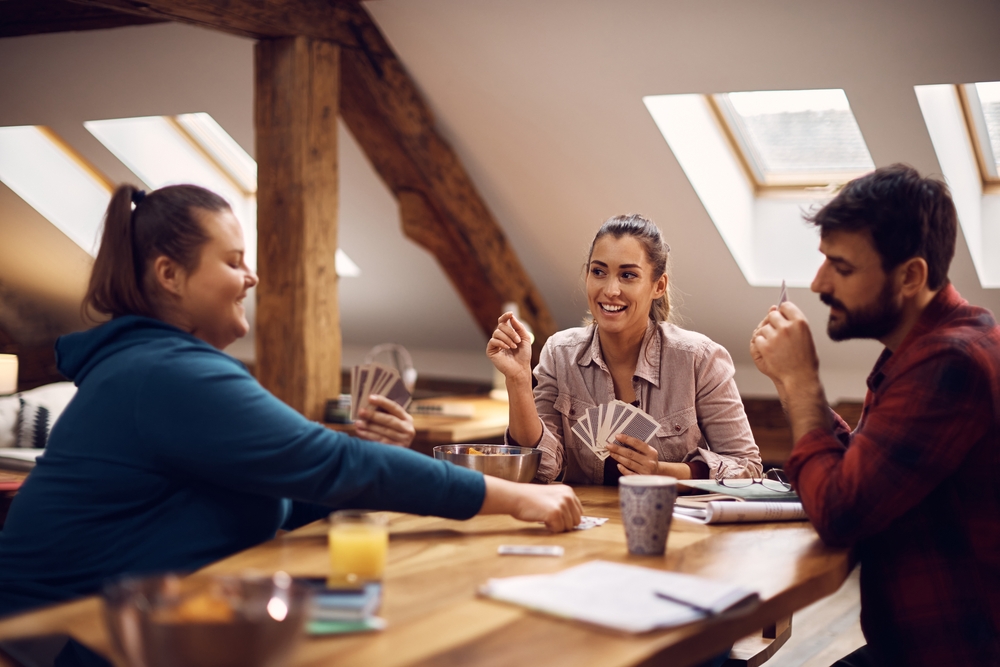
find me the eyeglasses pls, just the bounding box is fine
[716,468,793,492]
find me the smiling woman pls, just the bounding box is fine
[488,214,762,485]
[84,185,257,350]
[0,183,582,620]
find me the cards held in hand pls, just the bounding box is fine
[350,363,413,420]
[571,400,659,461]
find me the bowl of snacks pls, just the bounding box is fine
[103,571,310,667]
[433,445,541,483]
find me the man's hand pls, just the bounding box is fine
[750,301,832,441]
[355,395,416,447]
[750,302,820,389]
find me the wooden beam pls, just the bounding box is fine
[255,37,340,420]
[397,190,507,348]
[339,42,556,358]
[0,0,163,38]
[68,0,361,43]
[73,0,558,355]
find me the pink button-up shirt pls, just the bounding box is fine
[510,320,761,484]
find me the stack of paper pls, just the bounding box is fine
[479,560,758,634]
[349,363,412,420]
[571,401,659,461]
[0,448,43,472]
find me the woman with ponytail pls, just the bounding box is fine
[488,214,761,485]
[0,184,581,618]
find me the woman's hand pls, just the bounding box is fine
[486,312,532,384]
[606,434,660,475]
[355,395,416,447]
[479,477,583,532]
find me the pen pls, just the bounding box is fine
[653,590,716,617]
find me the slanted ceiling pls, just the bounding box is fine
[2,0,999,400]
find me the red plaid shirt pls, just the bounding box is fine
[787,284,1000,667]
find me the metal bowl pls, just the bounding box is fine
[433,445,541,483]
[103,572,310,667]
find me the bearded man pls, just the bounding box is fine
[750,164,1000,667]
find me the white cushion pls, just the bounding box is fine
[0,396,19,449]
[4,382,77,449]
[18,382,77,416]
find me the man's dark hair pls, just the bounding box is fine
[805,164,958,290]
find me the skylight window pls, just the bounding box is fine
[86,113,360,277]
[958,82,1000,183]
[712,89,875,188]
[175,113,257,193]
[0,125,111,255]
[87,114,258,270]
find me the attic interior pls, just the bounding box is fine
[1,1,999,664]
[2,0,997,400]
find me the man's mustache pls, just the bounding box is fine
[819,293,847,311]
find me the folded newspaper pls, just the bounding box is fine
[479,560,758,634]
[674,500,807,524]
[673,481,806,524]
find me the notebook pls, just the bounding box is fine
[479,560,758,634]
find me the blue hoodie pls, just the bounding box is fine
[0,316,485,617]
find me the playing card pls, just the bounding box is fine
[372,363,397,395]
[609,404,660,446]
[354,367,370,418]
[579,419,610,460]
[571,415,593,450]
[586,406,602,450]
[350,366,360,420]
[497,545,564,556]
[574,516,609,530]
[604,401,632,443]
[382,377,413,411]
[575,401,662,462]
[778,279,788,305]
[350,363,412,420]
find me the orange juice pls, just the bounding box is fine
[328,513,388,583]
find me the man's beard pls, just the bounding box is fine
[820,279,903,342]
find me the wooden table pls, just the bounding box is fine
[0,487,850,667]
[329,395,511,456]
[0,470,27,529]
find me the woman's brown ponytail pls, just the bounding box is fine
[83,185,149,321]
[82,183,229,322]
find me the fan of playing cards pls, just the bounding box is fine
[571,400,660,461]
[349,363,413,420]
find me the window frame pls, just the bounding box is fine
[708,91,875,193]
[956,83,1000,191]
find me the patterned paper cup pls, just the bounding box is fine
[618,476,678,555]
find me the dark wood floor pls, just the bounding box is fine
[766,566,865,667]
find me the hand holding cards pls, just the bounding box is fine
[350,363,413,421]
[572,400,659,461]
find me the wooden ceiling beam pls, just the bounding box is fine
[73,0,557,354]
[0,0,164,38]
[336,12,557,357]
[69,0,362,44]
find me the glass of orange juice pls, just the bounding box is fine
[328,510,389,585]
